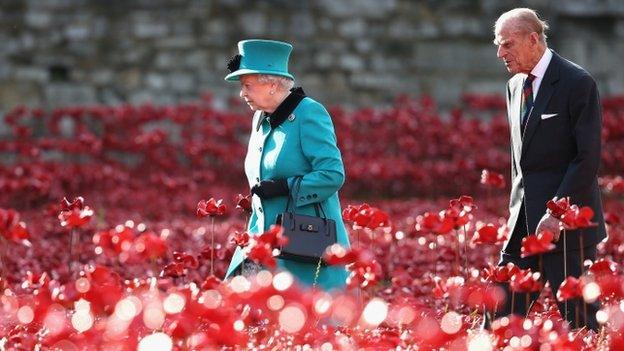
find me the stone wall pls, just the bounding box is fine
[1,0,623,114]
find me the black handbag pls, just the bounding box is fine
[276,177,337,264]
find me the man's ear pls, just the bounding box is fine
[530,32,540,46]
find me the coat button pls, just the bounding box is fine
[255,177,260,182]
[312,194,317,198]
[299,196,305,201]
[306,195,312,200]
[258,146,263,152]
[258,207,263,213]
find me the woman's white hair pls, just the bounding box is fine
[495,8,549,44]
[257,74,295,91]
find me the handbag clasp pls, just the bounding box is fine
[301,223,318,232]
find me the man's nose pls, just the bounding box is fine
[497,46,505,59]
[240,89,245,98]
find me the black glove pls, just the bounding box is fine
[251,179,290,199]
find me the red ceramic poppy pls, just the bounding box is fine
[480,169,506,188]
[520,230,556,257]
[197,198,227,217]
[556,276,582,301]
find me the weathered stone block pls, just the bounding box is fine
[169,71,195,92]
[65,23,91,41]
[134,20,169,39]
[25,11,52,28]
[14,67,48,82]
[145,73,167,90]
[44,83,96,107]
[239,12,267,36]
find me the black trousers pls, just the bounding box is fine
[498,208,599,330]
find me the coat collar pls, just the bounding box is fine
[264,87,306,129]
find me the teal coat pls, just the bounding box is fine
[225,93,350,291]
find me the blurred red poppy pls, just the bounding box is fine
[546,197,570,219]
[173,251,199,269]
[560,205,597,230]
[480,169,506,188]
[588,259,619,276]
[197,198,227,217]
[231,231,250,248]
[134,232,168,261]
[0,208,30,242]
[483,262,520,283]
[162,262,186,278]
[472,223,506,245]
[556,276,582,301]
[415,211,454,235]
[510,269,543,293]
[58,197,93,229]
[520,230,556,258]
[343,203,390,230]
[235,194,252,213]
[201,275,222,290]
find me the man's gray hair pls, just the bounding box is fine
[495,8,549,44]
[257,74,295,91]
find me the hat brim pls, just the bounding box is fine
[225,68,295,82]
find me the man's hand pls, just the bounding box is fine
[535,213,562,241]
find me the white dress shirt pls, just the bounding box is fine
[529,48,553,98]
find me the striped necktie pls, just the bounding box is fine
[520,74,536,128]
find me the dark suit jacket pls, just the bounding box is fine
[504,50,607,253]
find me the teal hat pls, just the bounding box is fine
[225,39,295,81]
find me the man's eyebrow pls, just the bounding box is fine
[493,37,509,46]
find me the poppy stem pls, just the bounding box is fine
[463,225,469,276]
[525,292,530,315]
[433,238,438,276]
[455,229,461,276]
[211,216,215,276]
[0,236,6,277]
[579,234,585,273]
[69,228,77,278]
[151,258,158,278]
[371,228,376,259]
[539,255,543,274]
[563,228,568,322]
[579,233,587,327]
[575,301,579,329]
[511,291,515,315]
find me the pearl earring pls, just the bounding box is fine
[269,91,275,95]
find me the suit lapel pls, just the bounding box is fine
[520,53,560,159]
[510,77,523,174]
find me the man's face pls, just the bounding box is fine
[494,22,538,75]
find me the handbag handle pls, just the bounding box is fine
[285,177,328,219]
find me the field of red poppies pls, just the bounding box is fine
[1,94,624,350]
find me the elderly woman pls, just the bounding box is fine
[223,39,350,291]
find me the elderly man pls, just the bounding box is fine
[493,8,606,329]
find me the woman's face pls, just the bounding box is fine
[239,75,275,112]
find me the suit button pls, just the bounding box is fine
[255,177,260,182]
[312,194,317,198]
[258,146,263,152]
[258,207,263,213]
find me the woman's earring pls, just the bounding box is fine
[269,91,275,95]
